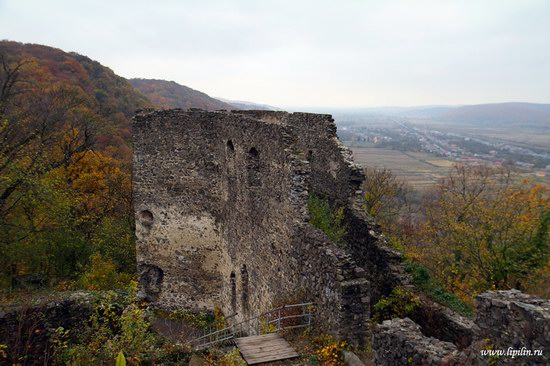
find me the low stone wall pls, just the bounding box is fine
[372,291,550,366]
[373,317,461,366]
[0,294,93,366]
[475,290,550,365]
[410,300,477,350]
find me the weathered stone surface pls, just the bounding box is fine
[473,290,550,365]
[132,109,377,342]
[343,350,366,366]
[373,317,461,366]
[410,299,478,350]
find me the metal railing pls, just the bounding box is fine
[190,302,314,350]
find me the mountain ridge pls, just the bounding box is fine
[130,78,234,111]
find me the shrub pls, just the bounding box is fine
[314,334,349,366]
[54,282,190,365]
[79,253,133,291]
[308,194,347,245]
[372,287,420,323]
[204,348,246,366]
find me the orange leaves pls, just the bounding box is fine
[60,150,131,226]
[412,164,550,300]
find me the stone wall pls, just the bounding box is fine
[372,291,550,365]
[0,295,92,366]
[475,290,550,365]
[132,109,377,340]
[409,300,477,350]
[373,317,461,366]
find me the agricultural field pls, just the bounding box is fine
[348,146,550,189]
[349,147,455,189]
[411,121,550,151]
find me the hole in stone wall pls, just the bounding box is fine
[230,271,237,313]
[247,147,261,187]
[307,150,313,161]
[241,264,249,312]
[139,210,154,226]
[227,139,235,152]
[138,264,164,300]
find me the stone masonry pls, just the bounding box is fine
[132,109,404,342]
[373,291,550,365]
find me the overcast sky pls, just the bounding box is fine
[1,0,549,108]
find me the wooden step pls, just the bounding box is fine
[235,334,299,365]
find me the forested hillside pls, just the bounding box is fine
[0,41,152,291]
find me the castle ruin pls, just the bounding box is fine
[132,109,549,364]
[132,109,408,342]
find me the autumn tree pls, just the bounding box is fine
[0,55,98,222]
[0,51,135,289]
[412,164,549,301]
[362,167,414,247]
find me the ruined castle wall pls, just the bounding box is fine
[133,110,304,314]
[288,113,364,206]
[133,110,374,342]
[133,110,357,323]
[373,318,461,366]
[133,110,229,309]
[344,202,410,307]
[213,113,308,321]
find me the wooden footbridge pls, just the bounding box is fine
[190,302,313,364]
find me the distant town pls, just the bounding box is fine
[336,116,550,177]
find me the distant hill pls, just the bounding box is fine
[439,102,550,128]
[352,102,550,128]
[216,97,280,111]
[130,79,234,111]
[356,106,453,118]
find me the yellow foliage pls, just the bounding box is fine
[409,165,550,302]
[57,150,131,226]
[0,344,7,359]
[214,304,226,330]
[314,334,349,366]
[79,253,132,291]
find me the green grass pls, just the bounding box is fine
[405,261,474,318]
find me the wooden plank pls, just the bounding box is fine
[235,334,299,365]
[246,350,299,360]
[243,350,298,360]
[238,343,291,353]
[235,333,283,344]
[242,344,296,354]
[237,337,284,344]
[235,339,283,347]
[245,346,294,354]
[237,340,287,348]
